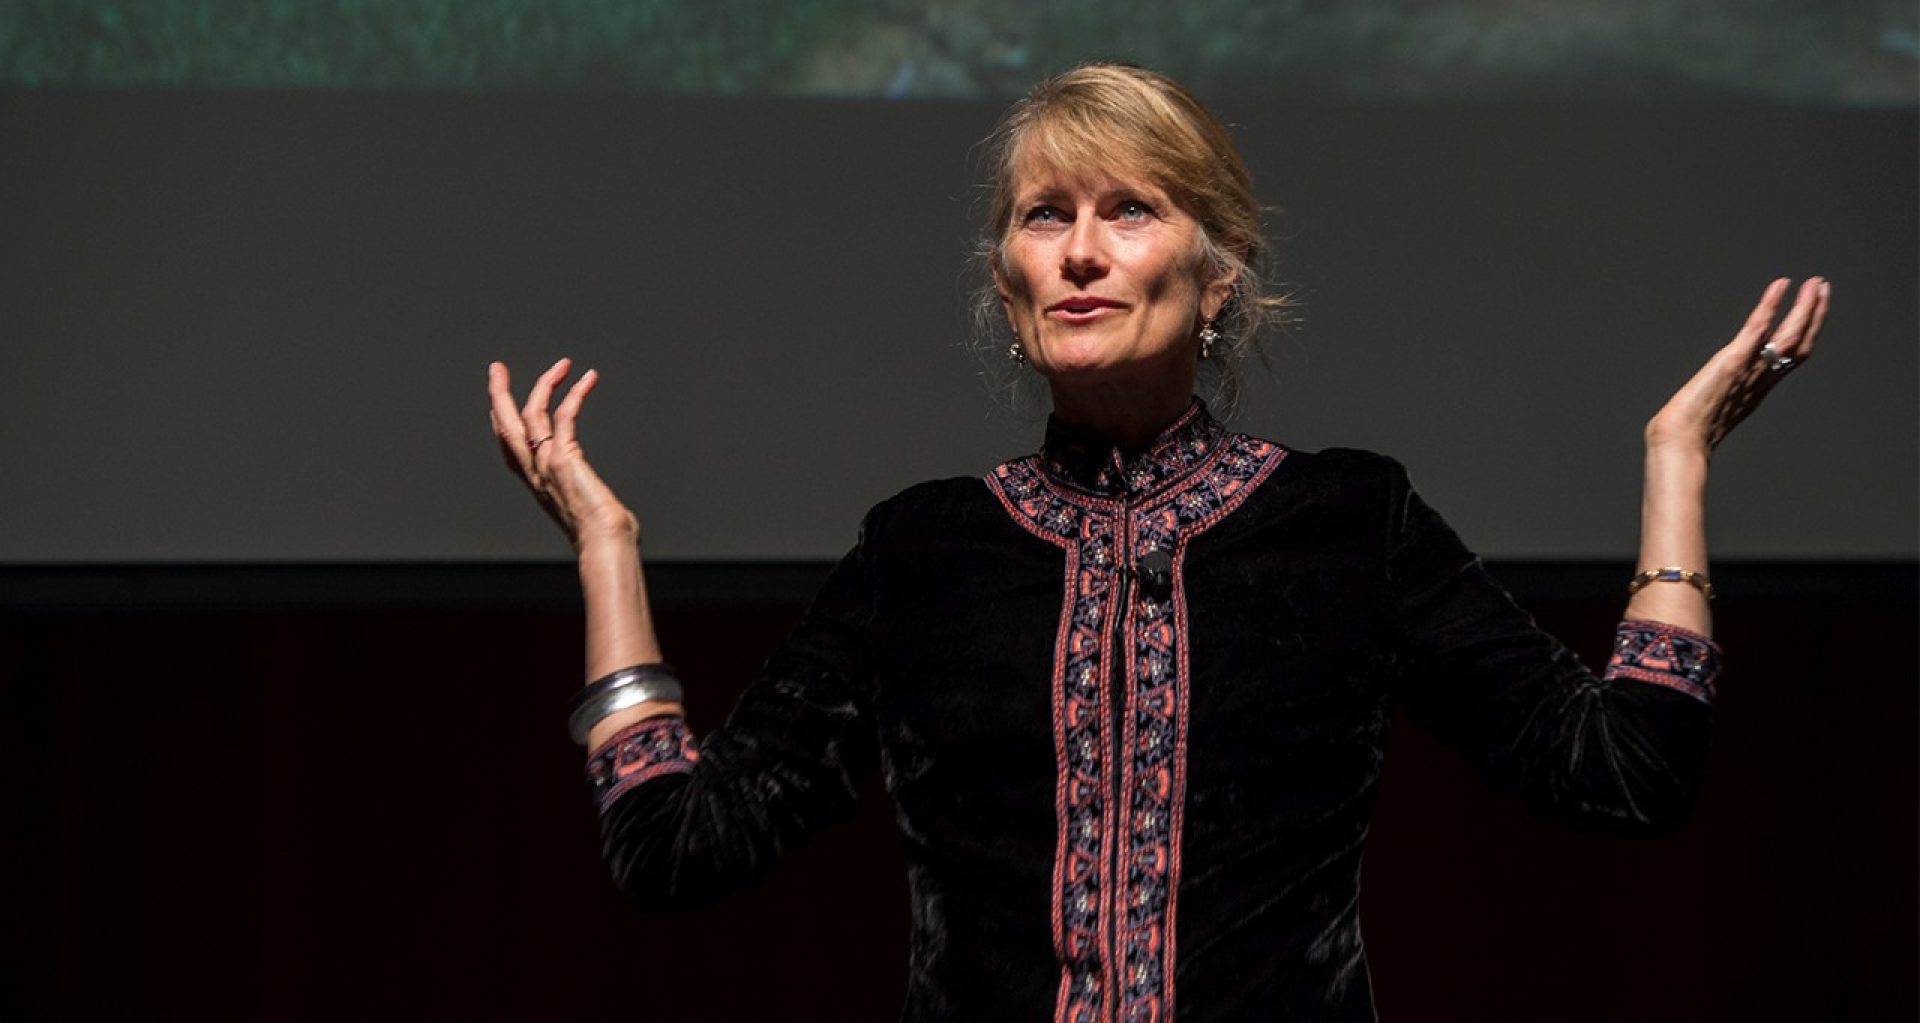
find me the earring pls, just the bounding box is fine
[1007,328,1028,366]
[1198,320,1221,360]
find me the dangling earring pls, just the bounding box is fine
[1198,319,1221,360]
[1007,327,1028,366]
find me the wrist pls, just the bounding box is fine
[572,506,640,552]
[576,527,640,565]
[1643,444,1710,489]
[1651,428,1712,460]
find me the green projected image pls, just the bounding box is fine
[1,0,1914,102]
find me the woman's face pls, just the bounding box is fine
[995,156,1230,387]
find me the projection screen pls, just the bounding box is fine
[1,1,1913,563]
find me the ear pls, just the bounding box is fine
[1200,266,1235,322]
[1198,235,1248,321]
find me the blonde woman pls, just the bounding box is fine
[489,64,1825,1021]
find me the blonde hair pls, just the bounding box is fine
[970,62,1289,416]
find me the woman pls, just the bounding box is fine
[487,64,1825,1021]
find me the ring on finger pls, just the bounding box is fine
[529,435,554,453]
[1757,342,1794,373]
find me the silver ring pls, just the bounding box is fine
[1758,343,1793,372]
[528,435,554,453]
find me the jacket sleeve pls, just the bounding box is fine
[582,516,882,910]
[1385,459,1718,836]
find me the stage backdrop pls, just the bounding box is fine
[0,0,1914,565]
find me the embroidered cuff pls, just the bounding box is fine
[584,714,700,812]
[1604,619,1722,704]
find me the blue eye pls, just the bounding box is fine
[1024,205,1064,225]
[1116,200,1153,220]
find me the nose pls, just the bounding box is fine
[1061,215,1107,286]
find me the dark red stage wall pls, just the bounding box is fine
[11,597,1914,1020]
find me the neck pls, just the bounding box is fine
[1047,372,1198,451]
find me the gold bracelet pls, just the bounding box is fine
[1628,566,1715,601]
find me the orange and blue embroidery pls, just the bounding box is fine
[1606,620,1722,703]
[587,715,700,810]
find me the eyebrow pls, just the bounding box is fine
[1016,182,1167,208]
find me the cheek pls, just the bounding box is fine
[1001,255,1059,326]
[1125,231,1205,294]
[996,248,1033,298]
[1138,250,1203,305]
[999,261,1028,298]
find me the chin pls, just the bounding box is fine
[1038,359,1126,385]
[1035,335,1129,376]
[1038,335,1194,384]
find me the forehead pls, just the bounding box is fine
[1009,136,1167,202]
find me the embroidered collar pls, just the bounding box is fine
[1038,398,1226,499]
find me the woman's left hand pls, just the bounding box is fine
[1646,276,1829,456]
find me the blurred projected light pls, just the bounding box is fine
[1,0,1914,104]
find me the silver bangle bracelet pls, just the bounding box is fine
[567,664,685,746]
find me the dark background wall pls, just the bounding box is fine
[0,91,1914,563]
[9,566,1915,1020]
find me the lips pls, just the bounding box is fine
[1045,295,1127,323]
[1046,295,1126,313]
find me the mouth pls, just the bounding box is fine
[1045,295,1127,322]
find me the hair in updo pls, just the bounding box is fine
[970,62,1289,417]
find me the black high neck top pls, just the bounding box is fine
[586,422,1719,1021]
[1038,398,1226,500]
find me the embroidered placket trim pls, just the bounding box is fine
[988,429,1285,1023]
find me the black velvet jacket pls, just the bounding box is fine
[586,402,1720,1021]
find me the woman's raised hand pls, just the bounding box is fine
[1646,277,1829,456]
[488,358,639,550]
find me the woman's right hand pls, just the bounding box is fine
[488,358,638,551]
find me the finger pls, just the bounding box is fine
[1719,281,1824,430]
[488,362,535,476]
[521,356,570,422]
[521,357,572,465]
[1763,277,1824,359]
[552,368,599,451]
[1699,278,1790,378]
[1800,278,1831,360]
[487,361,519,431]
[1734,277,1791,344]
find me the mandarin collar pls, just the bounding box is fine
[1039,398,1225,500]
